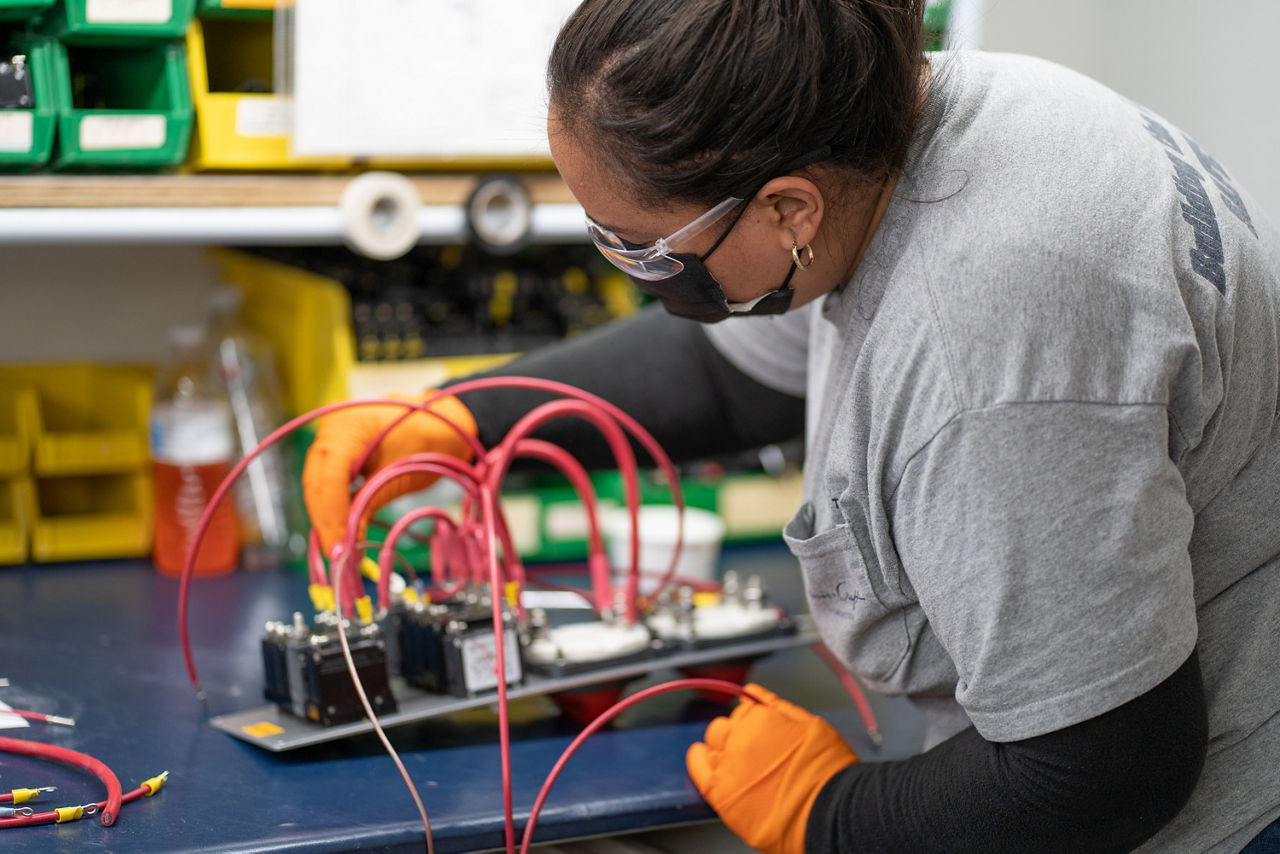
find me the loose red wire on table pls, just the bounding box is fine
[0,780,157,829]
[518,678,765,854]
[0,737,121,826]
[1,709,74,726]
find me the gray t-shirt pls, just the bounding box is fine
[707,52,1280,853]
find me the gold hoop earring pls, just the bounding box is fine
[792,242,815,270]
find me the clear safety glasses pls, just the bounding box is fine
[585,196,745,281]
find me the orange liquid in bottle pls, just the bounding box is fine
[151,460,240,577]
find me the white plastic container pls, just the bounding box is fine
[603,505,726,594]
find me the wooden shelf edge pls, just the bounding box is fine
[0,173,575,209]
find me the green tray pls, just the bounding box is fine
[0,37,58,169]
[49,39,193,168]
[35,0,197,44]
[0,0,55,22]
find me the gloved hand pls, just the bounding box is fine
[687,683,859,854]
[302,391,477,556]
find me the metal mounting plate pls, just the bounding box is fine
[212,616,820,751]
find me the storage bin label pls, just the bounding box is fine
[0,113,33,153]
[85,0,172,23]
[79,115,167,151]
[235,97,293,138]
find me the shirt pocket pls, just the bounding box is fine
[783,500,912,684]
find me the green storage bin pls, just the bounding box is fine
[0,38,58,169]
[0,0,55,22]
[34,0,196,43]
[49,39,193,168]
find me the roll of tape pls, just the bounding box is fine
[466,174,533,255]
[339,171,422,260]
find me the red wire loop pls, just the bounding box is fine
[0,736,122,827]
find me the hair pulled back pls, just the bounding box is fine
[547,0,927,207]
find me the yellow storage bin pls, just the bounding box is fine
[0,365,151,477]
[32,471,152,562]
[0,477,34,565]
[186,18,351,171]
[210,249,354,417]
[0,383,37,477]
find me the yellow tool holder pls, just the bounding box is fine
[185,16,351,171]
[0,476,33,565]
[0,383,37,477]
[0,365,153,564]
[0,364,151,476]
[31,471,152,562]
[210,249,354,417]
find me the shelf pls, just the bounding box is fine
[0,174,589,246]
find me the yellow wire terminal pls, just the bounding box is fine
[692,591,722,608]
[356,596,374,624]
[401,587,421,604]
[142,771,169,796]
[9,787,54,804]
[504,581,520,608]
[308,584,335,614]
[54,806,83,823]
[360,557,381,583]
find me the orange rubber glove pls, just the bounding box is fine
[302,391,477,556]
[686,684,859,854]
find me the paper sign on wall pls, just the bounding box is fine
[290,0,580,158]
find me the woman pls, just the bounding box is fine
[304,1,1280,851]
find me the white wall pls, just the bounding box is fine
[982,0,1280,217]
[0,246,220,364]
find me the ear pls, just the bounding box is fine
[755,176,824,253]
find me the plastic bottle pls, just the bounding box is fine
[149,324,240,577]
[207,285,305,570]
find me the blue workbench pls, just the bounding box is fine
[0,546,924,852]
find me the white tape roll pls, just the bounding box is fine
[339,171,422,260]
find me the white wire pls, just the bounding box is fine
[330,544,435,854]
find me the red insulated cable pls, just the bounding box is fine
[812,642,881,747]
[1,709,73,726]
[0,737,121,826]
[507,438,612,614]
[179,398,431,696]
[341,457,484,616]
[347,398,488,487]
[437,378,687,611]
[377,506,459,610]
[178,382,682,697]
[518,678,765,854]
[0,781,154,829]
[479,483,518,854]
[485,399,645,621]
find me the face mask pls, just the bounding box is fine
[627,201,798,323]
[629,257,796,323]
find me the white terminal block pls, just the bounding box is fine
[648,600,784,643]
[524,620,653,667]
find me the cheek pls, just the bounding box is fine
[706,241,792,301]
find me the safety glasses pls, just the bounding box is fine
[585,196,745,281]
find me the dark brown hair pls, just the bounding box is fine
[547,0,928,207]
